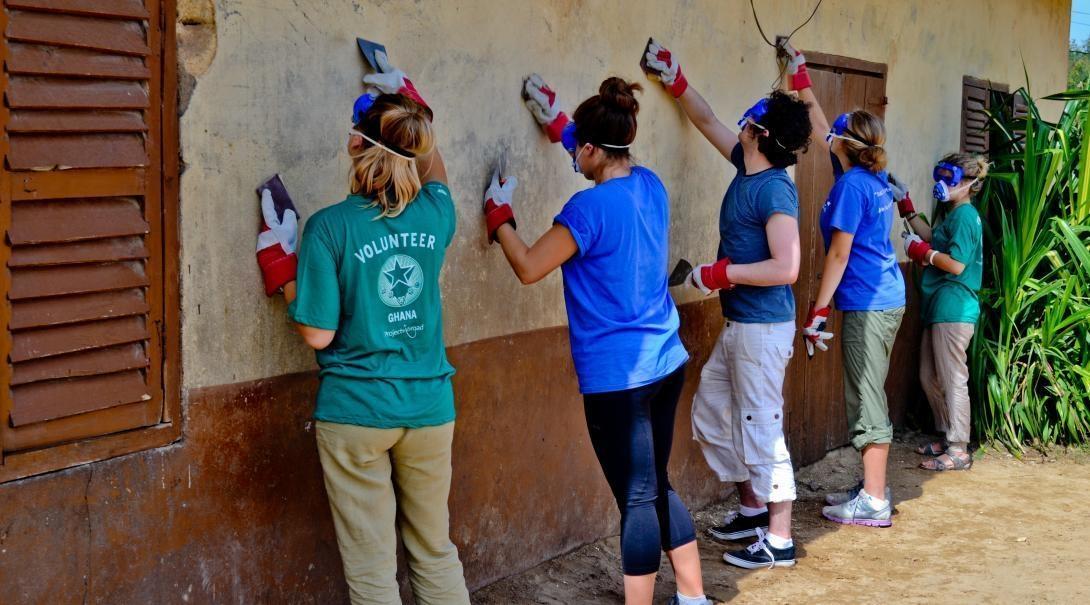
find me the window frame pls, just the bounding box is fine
[0,0,181,483]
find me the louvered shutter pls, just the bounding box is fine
[1,0,167,458]
[961,78,992,154]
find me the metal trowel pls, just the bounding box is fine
[256,174,299,223]
[357,37,388,73]
[668,259,693,287]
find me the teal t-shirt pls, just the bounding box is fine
[289,182,457,428]
[920,202,983,325]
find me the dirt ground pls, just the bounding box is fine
[472,434,1090,604]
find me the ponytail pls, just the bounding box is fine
[841,110,887,173]
[351,94,435,219]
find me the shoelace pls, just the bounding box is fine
[746,527,778,570]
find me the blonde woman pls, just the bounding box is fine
[256,59,470,603]
[900,153,988,472]
[781,42,905,528]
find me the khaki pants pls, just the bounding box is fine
[919,323,975,445]
[692,321,796,503]
[842,308,904,450]
[315,421,470,605]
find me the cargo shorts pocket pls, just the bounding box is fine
[740,408,789,465]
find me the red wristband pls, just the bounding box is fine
[790,65,812,91]
[544,112,570,144]
[668,68,689,98]
[485,201,516,243]
[701,257,734,291]
[257,247,298,296]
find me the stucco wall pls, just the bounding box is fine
[179,0,1069,387]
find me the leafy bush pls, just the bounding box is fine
[971,85,1090,452]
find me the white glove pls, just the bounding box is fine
[257,188,298,254]
[361,50,406,95]
[485,173,518,208]
[523,73,564,126]
[644,39,680,86]
[902,231,924,254]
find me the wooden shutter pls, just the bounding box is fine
[962,76,1011,154]
[1,0,175,470]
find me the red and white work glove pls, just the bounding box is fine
[802,304,833,358]
[362,50,431,114]
[256,188,298,296]
[523,74,570,143]
[777,39,812,91]
[689,258,734,295]
[888,173,917,218]
[903,232,937,266]
[484,171,519,243]
[643,39,689,98]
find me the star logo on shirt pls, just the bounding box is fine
[384,258,415,289]
[378,254,423,308]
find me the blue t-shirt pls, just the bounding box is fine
[718,144,799,323]
[553,166,689,394]
[819,167,906,311]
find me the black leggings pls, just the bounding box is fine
[583,364,697,575]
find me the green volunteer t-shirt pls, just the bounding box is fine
[920,202,983,325]
[289,181,457,428]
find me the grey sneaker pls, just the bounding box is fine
[824,481,891,506]
[822,490,892,527]
[668,596,715,605]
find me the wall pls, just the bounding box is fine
[0,1,1070,603]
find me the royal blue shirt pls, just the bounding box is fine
[819,166,906,311]
[553,166,689,394]
[718,144,799,323]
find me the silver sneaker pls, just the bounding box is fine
[824,481,891,506]
[822,490,892,527]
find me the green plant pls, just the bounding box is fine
[970,84,1090,453]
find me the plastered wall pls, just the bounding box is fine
[179,0,1070,389]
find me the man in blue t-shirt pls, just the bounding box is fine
[643,39,813,570]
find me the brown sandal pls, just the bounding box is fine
[919,449,972,471]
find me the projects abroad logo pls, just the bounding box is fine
[378,254,423,308]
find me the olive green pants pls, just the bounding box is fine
[316,421,470,605]
[842,308,904,450]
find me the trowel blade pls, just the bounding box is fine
[256,174,299,223]
[357,37,388,72]
[668,258,693,287]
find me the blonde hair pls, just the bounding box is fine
[350,95,435,219]
[841,110,888,173]
[939,152,990,195]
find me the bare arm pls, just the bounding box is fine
[907,214,933,241]
[495,223,579,285]
[675,86,739,160]
[796,87,831,153]
[726,213,801,286]
[281,281,336,350]
[928,252,966,276]
[814,231,853,308]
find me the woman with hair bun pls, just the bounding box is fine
[779,41,906,528]
[491,75,710,605]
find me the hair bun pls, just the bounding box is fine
[598,77,641,114]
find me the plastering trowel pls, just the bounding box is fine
[357,37,388,73]
[256,174,300,224]
[668,258,693,287]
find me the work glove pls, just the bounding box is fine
[902,232,936,266]
[256,188,298,296]
[362,50,431,114]
[776,39,812,91]
[523,74,570,144]
[802,304,833,358]
[643,39,689,98]
[689,258,733,295]
[484,172,518,243]
[888,173,916,218]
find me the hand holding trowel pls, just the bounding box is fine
[484,148,518,243]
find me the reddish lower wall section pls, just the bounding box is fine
[0,284,923,603]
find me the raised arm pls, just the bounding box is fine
[482,171,578,284]
[777,40,830,153]
[643,38,738,159]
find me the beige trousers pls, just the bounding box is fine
[315,421,470,605]
[919,323,975,445]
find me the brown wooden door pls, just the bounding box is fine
[0,0,173,465]
[784,53,888,466]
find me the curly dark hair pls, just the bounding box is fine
[754,90,812,168]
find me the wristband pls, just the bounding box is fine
[927,250,939,266]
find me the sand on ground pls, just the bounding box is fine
[472,436,1090,604]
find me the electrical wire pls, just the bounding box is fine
[749,0,825,89]
[750,0,825,48]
